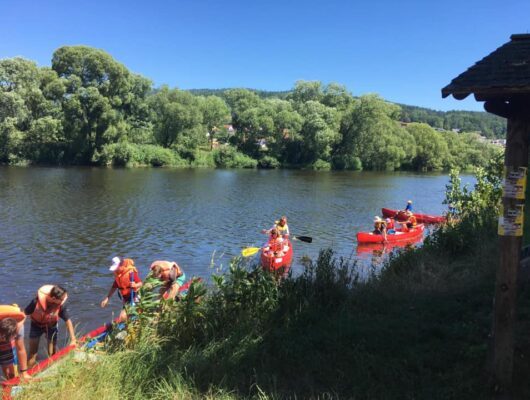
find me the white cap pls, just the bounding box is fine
[109,256,121,272]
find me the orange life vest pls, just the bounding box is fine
[30,285,67,327]
[408,215,418,227]
[150,260,182,283]
[0,305,25,323]
[114,259,138,298]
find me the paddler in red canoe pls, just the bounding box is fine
[373,216,388,242]
[262,216,290,240]
[101,257,142,322]
[398,211,418,232]
[263,228,285,256]
[149,260,186,300]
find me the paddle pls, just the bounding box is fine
[292,235,312,243]
[242,247,261,257]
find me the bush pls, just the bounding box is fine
[93,143,188,167]
[258,155,280,169]
[213,147,257,168]
[312,159,331,170]
[332,154,362,170]
[190,150,216,168]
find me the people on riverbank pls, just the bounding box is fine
[0,305,30,380]
[101,257,142,322]
[25,285,76,367]
[150,260,186,300]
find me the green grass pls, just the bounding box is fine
[18,213,530,400]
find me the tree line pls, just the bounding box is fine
[0,45,502,170]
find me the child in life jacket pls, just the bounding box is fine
[101,257,142,322]
[24,285,76,368]
[0,305,30,379]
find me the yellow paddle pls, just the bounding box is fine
[241,247,261,257]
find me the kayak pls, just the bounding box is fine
[356,224,425,244]
[260,239,293,275]
[1,279,197,400]
[381,208,446,224]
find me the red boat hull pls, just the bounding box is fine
[381,208,446,224]
[260,239,293,274]
[356,224,425,244]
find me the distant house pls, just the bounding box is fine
[490,138,507,147]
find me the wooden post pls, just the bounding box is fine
[493,103,530,397]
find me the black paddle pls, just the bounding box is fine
[292,235,312,243]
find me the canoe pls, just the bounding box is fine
[356,224,425,244]
[1,279,197,400]
[381,208,446,224]
[260,239,293,275]
[356,235,423,255]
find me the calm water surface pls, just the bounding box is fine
[0,167,463,336]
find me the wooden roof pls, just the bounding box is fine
[442,34,530,101]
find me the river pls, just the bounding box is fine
[0,166,462,337]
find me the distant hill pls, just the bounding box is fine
[186,89,507,138]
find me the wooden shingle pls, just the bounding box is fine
[442,34,530,101]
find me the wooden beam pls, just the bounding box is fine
[494,108,530,397]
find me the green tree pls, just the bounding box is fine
[148,87,204,149]
[199,96,230,150]
[406,123,449,171]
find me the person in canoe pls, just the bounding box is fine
[373,216,388,242]
[25,285,76,368]
[385,217,396,233]
[263,228,286,256]
[262,216,290,240]
[0,305,30,380]
[399,211,418,232]
[405,200,413,212]
[149,260,186,300]
[101,257,142,322]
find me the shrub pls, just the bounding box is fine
[93,143,187,167]
[213,147,257,168]
[332,154,363,170]
[191,150,216,168]
[312,159,331,170]
[258,155,280,169]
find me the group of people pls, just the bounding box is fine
[373,201,418,241]
[0,257,185,381]
[262,216,290,256]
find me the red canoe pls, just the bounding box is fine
[356,224,425,244]
[381,208,446,224]
[356,236,423,255]
[260,239,293,275]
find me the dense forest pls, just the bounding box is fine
[0,45,503,170]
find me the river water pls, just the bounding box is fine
[0,166,459,337]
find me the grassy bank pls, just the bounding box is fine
[20,209,530,400]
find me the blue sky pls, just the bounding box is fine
[2,0,529,111]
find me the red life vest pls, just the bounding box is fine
[114,259,139,298]
[30,285,67,327]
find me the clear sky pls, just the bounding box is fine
[2,0,529,111]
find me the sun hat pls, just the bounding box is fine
[109,256,121,272]
[407,200,412,204]
[374,216,382,223]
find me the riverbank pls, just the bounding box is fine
[18,210,530,399]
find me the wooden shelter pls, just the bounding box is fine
[442,34,530,397]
